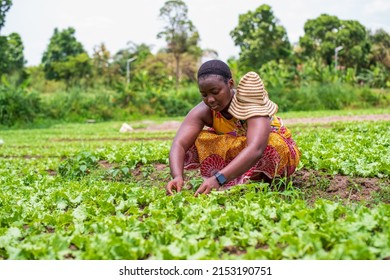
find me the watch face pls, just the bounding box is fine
[215,172,227,185]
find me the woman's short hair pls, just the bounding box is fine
[197,59,232,83]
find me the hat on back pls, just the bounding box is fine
[228,71,278,120]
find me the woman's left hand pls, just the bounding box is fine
[194,176,220,196]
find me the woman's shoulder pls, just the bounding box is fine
[186,102,213,127]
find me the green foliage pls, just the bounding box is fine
[0,32,25,75]
[259,60,384,112]
[296,121,390,177]
[230,4,291,71]
[58,151,100,179]
[299,14,370,70]
[42,87,116,121]
[111,42,153,80]
[0,0,12,32]
[50,53,92,87]
[92,43,119,87]
[369,28,390,71]
[41,27,88,81]
[259,59,297,89]
[357,64,390,88]
[0,77,41,126]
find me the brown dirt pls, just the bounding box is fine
[291,168,387,206]
[283,114,390,125]
[144,114,390,131]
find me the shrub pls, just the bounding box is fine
[42,87,117,121]
[0,78,42,126]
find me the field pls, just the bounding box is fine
[0,109,389,260]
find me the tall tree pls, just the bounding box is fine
[230,4,291,72]
[0,0,12,33]
[369,28,390,70]
[157,0,201,89]
[0,32,24,75]
[41,27,88,82]
[299,14,370,70]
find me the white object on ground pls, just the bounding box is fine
[119,123,134,133]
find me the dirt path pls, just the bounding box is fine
[146,114,390,131]
[283,114,390,125]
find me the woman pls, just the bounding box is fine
[166,60,300,196]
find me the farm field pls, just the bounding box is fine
[0,109,389,260]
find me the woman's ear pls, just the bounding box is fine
[228,78,235,88]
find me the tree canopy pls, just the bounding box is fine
[230,4,291,72]
[0,0,12,33]
[299,14,370,70]
[369,28,390,70]
[0,32,24,76]
[41,27,90,82]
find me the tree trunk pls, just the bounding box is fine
[175,54,180,91]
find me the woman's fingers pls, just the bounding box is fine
[166,182,174,195]
[166,179,184,195]
[195,183,211,196]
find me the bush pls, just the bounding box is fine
[42,87,117,121]
[269,83,358,112]
[0,79,42,126]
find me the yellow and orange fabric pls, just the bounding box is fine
[184,111,300,188]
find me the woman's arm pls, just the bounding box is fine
[195,116,270,195]
[166,102,212,195]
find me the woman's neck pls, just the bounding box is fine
[220,88,235,119]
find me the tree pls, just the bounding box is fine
[369,28,390,70]
[0,32,24,75]
[230,4,291,72]
[92,43,117,86]
[112,41,152,78]
[41,27,88,81]
[0,0,12,33]
[51,53,92,87]
[299,14,370,70]
[157,0,201,90]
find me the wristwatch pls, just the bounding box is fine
[214,171,227,186]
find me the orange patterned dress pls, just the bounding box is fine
[184,111,300,188]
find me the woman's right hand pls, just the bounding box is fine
[165,176,184,195]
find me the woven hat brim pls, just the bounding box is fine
[228,93,278,120]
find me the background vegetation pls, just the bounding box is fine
[0,0,389,127]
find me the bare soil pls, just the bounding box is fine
[291,168,388,206]
[144,114,390,131]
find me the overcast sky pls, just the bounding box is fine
[2,0,390,66]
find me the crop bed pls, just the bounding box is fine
[0,118,389,259]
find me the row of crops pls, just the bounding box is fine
[0,118,389,259]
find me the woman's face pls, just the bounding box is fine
[198,75,233,112]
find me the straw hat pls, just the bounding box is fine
[228,71,278,120]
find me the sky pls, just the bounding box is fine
[2,0,390,66]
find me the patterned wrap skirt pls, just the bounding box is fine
[183,126,300,189]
